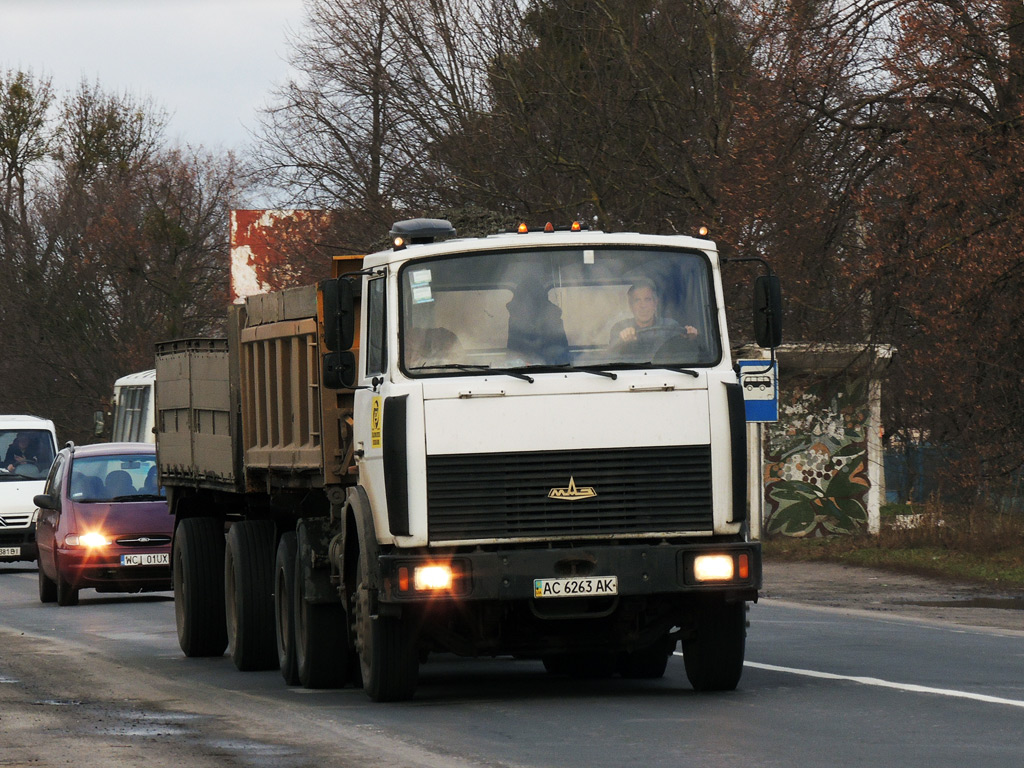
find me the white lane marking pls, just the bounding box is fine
[744,660,1024,709]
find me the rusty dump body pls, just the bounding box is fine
[155,256,362,498]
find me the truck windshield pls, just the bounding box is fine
[399,246,720,376]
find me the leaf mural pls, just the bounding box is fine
[765,377,870,537]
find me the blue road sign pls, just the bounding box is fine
[738,359,779,422]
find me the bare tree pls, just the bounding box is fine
[0,77,240,443]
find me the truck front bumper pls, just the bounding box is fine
[378,539,760,604]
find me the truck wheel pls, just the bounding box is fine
[173,516,228,657]
[293,549,348,689]
[38,562,57,603]
[682,601,746,692]
[55,555,79,606]
[225,520,278,671]
[352,551,418,702]
[619,635,674,679]
[274,532,299,685]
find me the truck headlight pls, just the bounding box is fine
[688,552,753,581]
[413,565,453,591]
[395,560,469,596]
[693,554,735,582]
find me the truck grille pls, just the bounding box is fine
[427,445,713,541]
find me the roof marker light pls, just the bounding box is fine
[518,223,529,234]
[571,221,582,231]
[698,226,710,237]
[544,222,554,232]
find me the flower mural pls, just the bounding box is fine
[764,377,871,537]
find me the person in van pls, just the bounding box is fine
[5,432,38,472]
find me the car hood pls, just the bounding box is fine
[66,500,172,537]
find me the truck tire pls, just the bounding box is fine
[682,601,746,692]
[55,555,79,607]
[225,520,278,671]
[38,562,57,603]
[619,635,674,679]
[352,551,418,702]
[274,531,299,685]
[293,550,348,689]
[173,516,228,657]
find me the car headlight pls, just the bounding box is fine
[65,532,111,548]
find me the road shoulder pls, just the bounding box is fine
[761,559,1024,632]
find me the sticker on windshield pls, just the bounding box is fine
[410,269,432,286]
[412,285,433,304]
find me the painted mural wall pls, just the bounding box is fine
[764,376,872,537]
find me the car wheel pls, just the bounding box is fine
[55,555,79,607]
[225,520,278,671]
[274,531,299,685]
[38,561,57,604]
[173,516,228,657]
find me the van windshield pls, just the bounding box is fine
[0,429,57,480]
[399,246,720,376]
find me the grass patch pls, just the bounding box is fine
[762,503,1024,589]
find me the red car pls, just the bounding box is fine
[34,442,171,606]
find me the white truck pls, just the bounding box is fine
[0,415,58,563]
[155,219,781,701]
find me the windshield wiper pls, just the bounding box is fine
[652,364,700,378]
[538,364,618,380]
[408,363,535,383]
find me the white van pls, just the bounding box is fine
[0,416,58,562]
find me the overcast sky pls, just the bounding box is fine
[1,0,307,152]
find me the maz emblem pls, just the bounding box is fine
[548,476,597,500]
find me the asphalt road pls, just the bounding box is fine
[2,561,1023,768]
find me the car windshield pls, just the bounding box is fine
[0,429,56,481]
[399,246,720,376]
[69,454,164,502]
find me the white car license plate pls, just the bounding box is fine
[121,552,170,566]
[534,576,618,599]
[0,546,20,557]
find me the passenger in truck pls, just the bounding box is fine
[505,278,570,365]
[405,327,464,369]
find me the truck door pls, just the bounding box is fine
[353,273,390,537]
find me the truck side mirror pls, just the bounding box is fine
[93,409,105,437]
[322,278,356,351]
[754,274,783,348]
[323,351,358,390]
